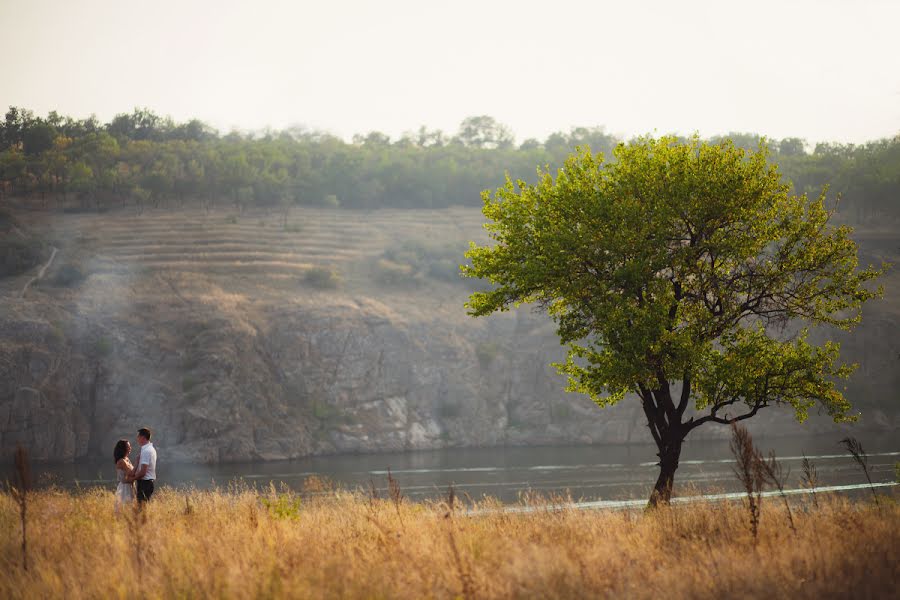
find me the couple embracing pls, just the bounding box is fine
[113,427,158,511]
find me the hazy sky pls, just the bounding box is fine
[2,0,899,144]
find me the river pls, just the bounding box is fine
[6,435,898,504]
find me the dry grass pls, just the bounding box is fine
[0,485,897,599]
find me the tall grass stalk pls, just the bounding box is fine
[801,454,819,510]
[758,450,796,534]
[840,437,880,506]
[729,422,765,540]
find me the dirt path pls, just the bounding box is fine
[20,245,58,299]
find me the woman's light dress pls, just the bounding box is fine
[115,465,135,512]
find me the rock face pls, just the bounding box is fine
[1,207,897,463]
[3,289,897,464]
[0,289,655,462]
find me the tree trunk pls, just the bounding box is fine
[648,433,684,507]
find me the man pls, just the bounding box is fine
[133,427,157,503]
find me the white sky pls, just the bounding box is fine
[2,0,899,144]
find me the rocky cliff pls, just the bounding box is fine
[1,207,897,462]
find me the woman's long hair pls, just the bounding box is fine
[113,439,129,464]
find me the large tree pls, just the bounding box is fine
[464,137,884,505]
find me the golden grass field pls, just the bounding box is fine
[1,484,897,599]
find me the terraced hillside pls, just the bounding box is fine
[1,205,898,462]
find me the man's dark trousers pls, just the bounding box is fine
[137,479,154,503]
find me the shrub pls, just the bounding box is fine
[93,337,112,358]
[50,264,86,287]
[372,258,420,287]
[376,239,468,285]
[0,239,43,278]
[475,341,501,369]
[261,493,301,520]
[303,266,340,289]
[313,401,339,421]
[182,376,199,393]
[427,258,462,282]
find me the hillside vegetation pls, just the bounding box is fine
[2,106,899,221]
[1,486,897,599]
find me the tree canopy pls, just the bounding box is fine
[1,106,899,221]
[465,137,885,505]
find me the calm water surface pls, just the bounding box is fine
[9,435,898,503]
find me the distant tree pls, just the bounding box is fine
[409,126,446,148]
[778,137,806,156]
[2,106,35,149]
[0,148,28,194]
[22,121,57,156]
[67,161,95,206]
[710,132,762,152]
[353,131,391,147]
[465,137,884,506]
[455,116,515,149]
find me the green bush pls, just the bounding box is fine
[312,401,353,425]
[51,264,86,287]
[303,266,340,289]
[376,239,468,286]
[437,402,462,418]
[93,337,113,358]
[313,401,338,421]
[372,258,421,286]
[0,239,43,278]
[261,493,301,520]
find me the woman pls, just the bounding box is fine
[113,439,136,512]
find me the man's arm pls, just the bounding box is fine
[132,463,148,481]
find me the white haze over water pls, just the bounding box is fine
[2,0,899,145]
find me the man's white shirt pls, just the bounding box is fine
[139,442,157,480]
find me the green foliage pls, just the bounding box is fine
[3,105,899,220]
[374,239,467,286]
[260,493,301,521]
[465,137,884,436]
[303,266,340,289]
[312,401,351,425]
